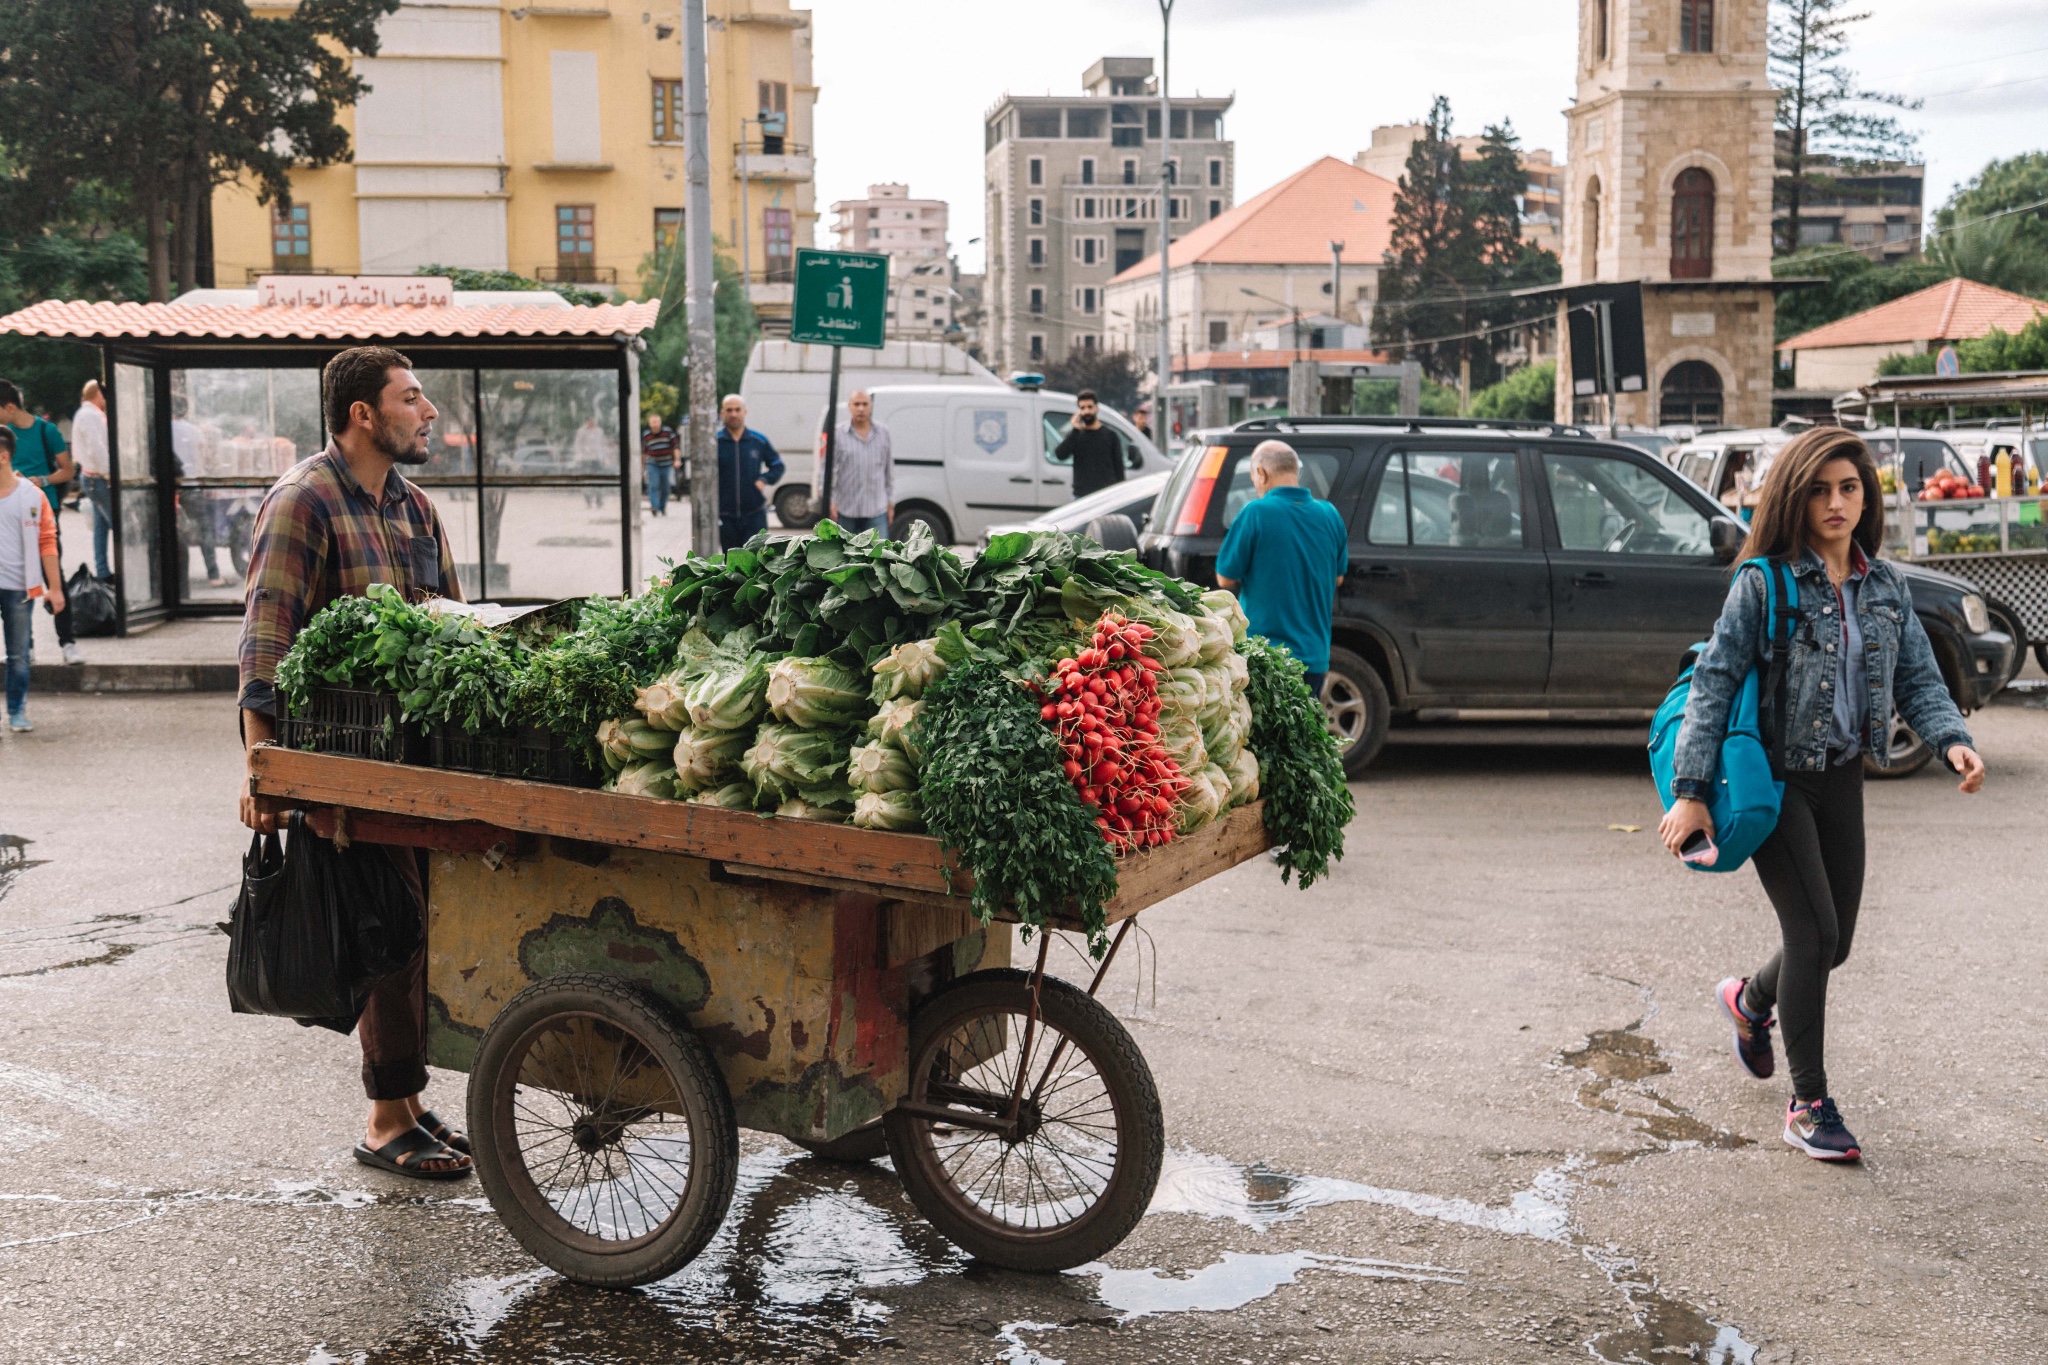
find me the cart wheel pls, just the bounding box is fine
[792,1122,889,1164]
[883,967,1163,1272]
[467,973,738,1288]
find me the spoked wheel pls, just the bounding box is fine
[468,973,738,1287]
[883,967,1163,1272]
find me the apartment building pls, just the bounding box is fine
[831,183,957,340]
[1774,154,1924,259]
[984,57,1234,377]
[212,0,819,327]
[1354,124,1565,254]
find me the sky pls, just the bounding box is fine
[805,0,2048,275]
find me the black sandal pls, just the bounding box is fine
[416,1109,471,1156]
[353,1125,472,1181]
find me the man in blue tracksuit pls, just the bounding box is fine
[715,394,785,550]
[1214,439,1348,696]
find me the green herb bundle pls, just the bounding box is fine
[1240,636,1353,888]
[276,585,523,735]
[914,659,1119,950]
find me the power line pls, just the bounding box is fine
[1916,72,2048,101]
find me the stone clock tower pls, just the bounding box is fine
[1557,0,1778,427]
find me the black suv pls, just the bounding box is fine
[1138,416,2014,777]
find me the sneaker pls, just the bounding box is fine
[1717,977,1775,1079]
[7,712,30,733]
[61,641,84,665]
[1784,1097,1861,1161]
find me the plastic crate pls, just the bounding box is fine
[428,726,595,786]
[277,688,421,764]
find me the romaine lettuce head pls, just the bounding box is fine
[851,788,924,832]
[869,637,949,703]
[690,781,757,810]
[776,796,848,823]
[671,724,753,793]
[867,696,926,763]
[742,722,852,800]
[847,740,919,793]
[1200,589,1250,645]
[686,651,771,730]
[766,656,869,729]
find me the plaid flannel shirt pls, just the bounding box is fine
[237,444,463,716]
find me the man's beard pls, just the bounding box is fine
[372,411,431,466]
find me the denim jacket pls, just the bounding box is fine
[1672,555,1971,799]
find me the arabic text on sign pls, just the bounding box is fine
[257,276,457,308]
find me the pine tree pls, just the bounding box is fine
[1371,99,1559,395]
[0,0,395,299]
[1770,0,1921,256]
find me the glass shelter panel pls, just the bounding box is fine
[170,368,323,604]
[481,488,622,602]
[481,370,619,477]
[411,369,479,480]
[112,363,161,614]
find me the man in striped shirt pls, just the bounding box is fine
[236,345,472,1181]
[820,388,893,536]
[641,409,682,516]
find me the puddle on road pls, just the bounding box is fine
[0,874,231,979]
[1555,988,1761,1365]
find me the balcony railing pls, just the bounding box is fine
[245,265,339,283]
[735,140,814,174]
[536,263,618,285]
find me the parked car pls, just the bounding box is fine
[1139,416,2014,777]
[852,384,1171,545]
[979,470,1172,549]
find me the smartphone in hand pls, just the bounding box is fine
[1679,829,1719,867]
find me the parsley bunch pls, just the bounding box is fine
[1241,636,1353,888]
[914,659,1120,951]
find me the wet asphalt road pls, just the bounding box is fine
[2,691,2045,1365]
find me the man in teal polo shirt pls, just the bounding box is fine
[0,379,81,664]
[1215,440,1347,695]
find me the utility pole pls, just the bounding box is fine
[738,115,752,293]
[1329,240,1344,333]
[1156,0,1175,432]
[683,0,719,555]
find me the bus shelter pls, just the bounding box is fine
[0,278,659,633]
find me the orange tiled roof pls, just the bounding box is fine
[1777,278,2046,352]
[1174,348,1392,373]
[0,298,661,342]
[1111,156,1399,284]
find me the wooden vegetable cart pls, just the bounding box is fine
[250,743,1272,1287]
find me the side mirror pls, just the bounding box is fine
[1710,517,1746,563]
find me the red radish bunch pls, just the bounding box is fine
[1036,614,1190,852]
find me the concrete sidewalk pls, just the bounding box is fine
[28,608,240,693]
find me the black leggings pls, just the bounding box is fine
[1742,758,1866,1102]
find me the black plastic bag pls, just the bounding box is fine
[225,813,423,1030]
[65,563,117,638]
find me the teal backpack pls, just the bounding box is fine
[1648,558,1797,874]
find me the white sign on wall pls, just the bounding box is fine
[1670,312,1716,337]
[257,276,455,308]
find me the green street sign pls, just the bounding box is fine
[789,248,889,349]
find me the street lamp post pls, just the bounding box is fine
[1156,0,1174,422]
[682,0,718,554]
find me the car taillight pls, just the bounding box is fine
[1173,445,1230,535]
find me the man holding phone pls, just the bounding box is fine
[1055,391,1124,501]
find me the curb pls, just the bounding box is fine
[29,662,239,693]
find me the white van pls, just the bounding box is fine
[840,384,1172,545]
[738,339,1002,525]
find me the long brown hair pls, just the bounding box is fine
[1740,427,1884,570]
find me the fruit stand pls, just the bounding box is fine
[249,742,1273,1287]
[1847,372,2048,670]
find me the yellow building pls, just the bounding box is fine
[212,0,817,325]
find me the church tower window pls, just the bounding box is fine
[1679,0,1714,53]
[1670,168,1715,278]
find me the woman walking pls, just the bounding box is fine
[1659,427,1984,1162]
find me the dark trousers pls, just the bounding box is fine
[44,510,74,646]
[1743,758,1866,1102]
[1302,671,1326,700]
[358,846,429,1101]
[719,509,767,551]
